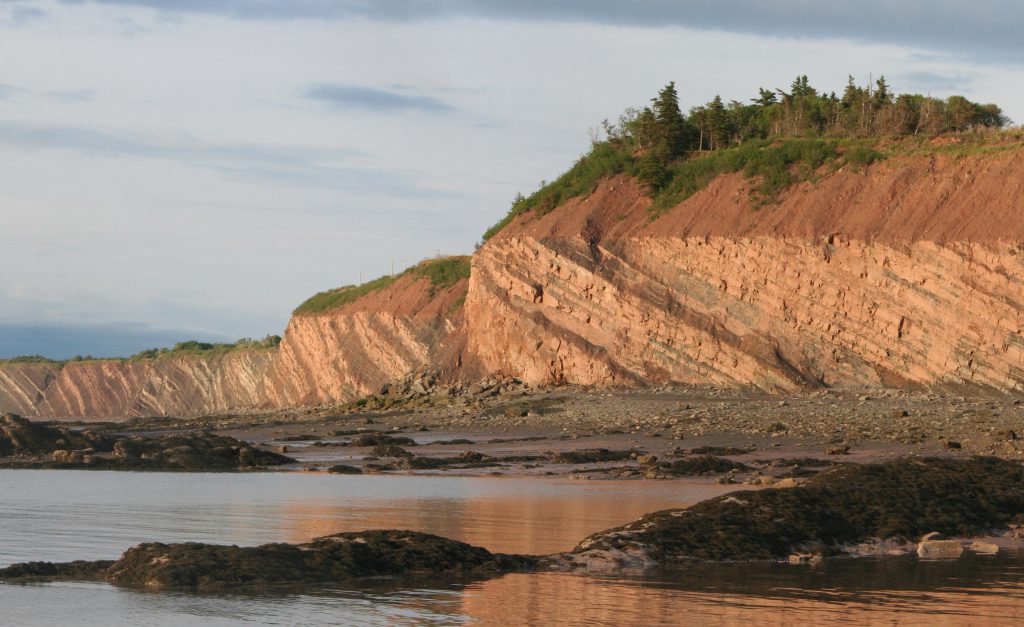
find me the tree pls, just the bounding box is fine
[637,143,670,191]
[753,88,777,107]
[651,82,690,157]
[632,106,659,149]
[708,95,730,149]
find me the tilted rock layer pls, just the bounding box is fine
[0,272,468,419]
[4,147,1024,418]
[466,149,1024,392]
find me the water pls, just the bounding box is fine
[3,470,1024,625]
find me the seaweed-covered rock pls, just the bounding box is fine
[350,434,417,448]
[326,464,363,474]
[0,420,295,471]
[0,560,114,582]
[563,457,1024,566]
[686,446,753,456]
[372,444,413,458]
[401,451,492,469]
[1,531,536,591]
[552,449,635,464]
[661,456,750,476]
[0,413,112,457]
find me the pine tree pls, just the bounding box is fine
[652,82,689,157]
[637,143,669,191]
[708,95,729,149]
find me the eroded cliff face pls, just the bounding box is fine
[0,351,274,420]
[264,272,468,406]
[466,149,1024,392]
[0,269,469,419]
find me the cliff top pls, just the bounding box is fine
[482,75,1016,245]
[485,133,1024,246]
[293,256,471,316]
[0,335,282,368]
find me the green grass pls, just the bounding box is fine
[650,138,846,215]
[481,142,635,242]
[411,256,471,292]
[293,275,400,315]
[0,336,283,367]
[294,257,471,315]
[129,336,282,361]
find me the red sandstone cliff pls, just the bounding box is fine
[263,270,469,407]
[466,146,1024,392]
[4,143,1024,419]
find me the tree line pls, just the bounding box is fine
[598,75,1009,189]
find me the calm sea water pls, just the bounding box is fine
[2,470,1024,625]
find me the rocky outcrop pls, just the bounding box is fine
[555,456,1024,569]
[467,148,1024,392]
[0,413,295,470]
[264,270,469,407]
[0,530,535,590]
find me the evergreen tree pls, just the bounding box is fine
[708,95,730,149]
[637,143,670,191]
[753,88,777,107]
[651,82,689,156]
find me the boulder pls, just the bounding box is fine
[916,539,964,559]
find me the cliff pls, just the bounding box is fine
[264,266,469,407]
[0,351,273,419]
[0,260,469,419]
[466,143,1024,391]
[5,140,1024,419]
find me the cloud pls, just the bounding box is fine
[304,84,456,114]
[5,4,48,25]
[0,120,448,195]
[896,70,976,94]
[46,89,96,104]
[55,1,1024,63]
[0,84,96,104]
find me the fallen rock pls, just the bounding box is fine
[552,449,635,464]
[916,539,963,559]
[662,456,750,476]
[326,464,362,475]
[968,541,1000,555]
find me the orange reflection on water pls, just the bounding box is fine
[457,571,1024,626]
[276,478,734,555]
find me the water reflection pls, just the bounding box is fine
[5,470,1024,625]
[456,556,1024,625]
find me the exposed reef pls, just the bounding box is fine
[0,413,294,470]
[0,531,535,591]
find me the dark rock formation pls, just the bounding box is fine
[0,530,535,591]
[0,413,294,470]
[563,457,1024,566]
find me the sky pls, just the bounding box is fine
[1,0,1022,358]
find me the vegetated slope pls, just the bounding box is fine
[264,257,471,406]
[467,137,1024,392]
